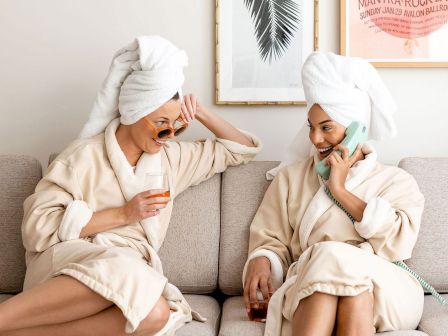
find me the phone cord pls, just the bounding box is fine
[323,185,447,306]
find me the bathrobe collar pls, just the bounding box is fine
[104,118,165,251]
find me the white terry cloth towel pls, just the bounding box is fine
[79,35,188,139]
[266,51,397,180]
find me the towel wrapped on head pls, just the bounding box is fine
[267,52,397,180]
[79,36,188,139]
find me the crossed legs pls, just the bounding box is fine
[0,275,169,336]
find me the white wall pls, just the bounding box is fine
[1,0,447,169]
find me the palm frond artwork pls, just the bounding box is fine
[244,0,300,63]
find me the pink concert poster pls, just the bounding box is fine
[341,0,448,66]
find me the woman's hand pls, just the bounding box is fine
[243,257,274,313]
[327,144,364,194]
[120,189,170,224]
[179,94,211,124]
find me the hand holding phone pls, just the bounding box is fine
[315,122,368,180]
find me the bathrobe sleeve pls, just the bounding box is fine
[354,168,425,261]
[247,169,294,276]
[22,159,92,252]
[165,130,262,196]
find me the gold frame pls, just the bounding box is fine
[340,0,448,68]
[215,0,320,105]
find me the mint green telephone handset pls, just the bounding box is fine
[316,121,368,180]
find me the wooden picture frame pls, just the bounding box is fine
[215,0,319,105]
[341,0,448,67]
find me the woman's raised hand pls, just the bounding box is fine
[120,189,170,224]
[243,256,274,313]
[180,94,211,123]
[327,143,364,193]
[179,94,197,123]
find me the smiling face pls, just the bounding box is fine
[130,99,182,155]
[307,104,347,160]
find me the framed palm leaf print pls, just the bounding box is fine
[215,0,319,105]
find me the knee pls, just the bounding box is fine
[137,297,170,335]
[338,290,373,314]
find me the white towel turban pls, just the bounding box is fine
[79,36,188,139]
[267,52,397,179]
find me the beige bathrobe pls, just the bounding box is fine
[22,118,261,334]
[244,144,425,335]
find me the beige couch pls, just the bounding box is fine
[1,155,447,335]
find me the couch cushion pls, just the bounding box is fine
[49,153,221,294]
[219,161,279,295]
[0,155,41,293]
[219,296,428,336]
[159,174,221,293]
[398,158,448,292]
[177,295,221,336]
[219,296,265,336]
[418,294,448,336]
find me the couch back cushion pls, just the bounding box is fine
[159,174,221,294]
[0,155,42,293]
[219,161,279,295]
[48,153,221,294]
[399,158,448,292]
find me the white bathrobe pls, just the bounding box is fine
[22,118,261,334]
[244,144,425,335]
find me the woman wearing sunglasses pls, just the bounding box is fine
[0,36,261,336]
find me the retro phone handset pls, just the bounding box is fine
[318,122,447,307]
[315,121,368,180]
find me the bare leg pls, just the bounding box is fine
[0,276,112,332]
[336,291,374,336]
[0,296,170,336]
[292,292,338,336]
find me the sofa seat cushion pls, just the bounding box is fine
[418,294,448,336]
[219,296,266,336]
[219,296,428,336]
[176,295,221,336]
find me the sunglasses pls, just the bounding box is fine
[142,117,188,140]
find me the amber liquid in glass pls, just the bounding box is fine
[148,190,170,204]
[151,191,170,198]
[248,302,268,322]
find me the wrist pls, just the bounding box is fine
[328,185,346,199]
[195,106,213,123]
[116,206,129,226]
[253,256,271,269]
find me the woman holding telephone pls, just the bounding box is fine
[0,36,260,336]
[243,52,425,335]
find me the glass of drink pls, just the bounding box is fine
[143,172,171,200]
[248,301,268,323]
